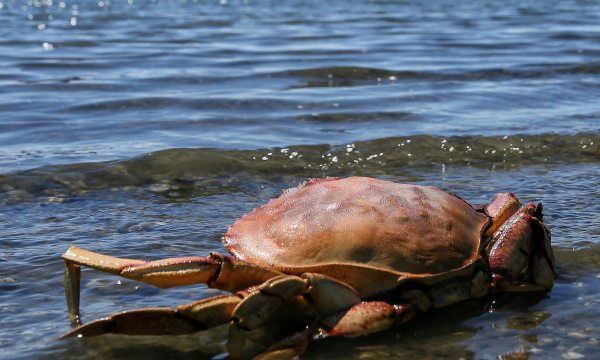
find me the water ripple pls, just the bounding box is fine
[1,133,597,200]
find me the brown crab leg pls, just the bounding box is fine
[228,273,418,358]
[61,294,241,338]
[227,273,361,359]
[61,289,313,360]
[253,329,312,360]
[61,288,316,360]
[61,308,203,337]
[251,300,414,360]
[530,220,556,287]
[240,294,416,357]
[62,246,281,325]
[64,260,81,325]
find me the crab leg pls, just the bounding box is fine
[63,246,281,325]
[64,261,81,325]
[228,273,416,359]
[253,329,312,360]
[61,294,241,338]
[62,308,203,337]
[63,287,316,360]
[226,273,359,358]
[251,301,415,360]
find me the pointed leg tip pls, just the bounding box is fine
[68,314,82,327]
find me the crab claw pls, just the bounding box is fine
[321,302,415,338]
[488,203,556,292]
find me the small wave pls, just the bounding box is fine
[548,32,600,41]
[67,97,296,113]
[277,63,600,88]
[0,133,597,200]
[18,60,110,70]
[295,111,420,123]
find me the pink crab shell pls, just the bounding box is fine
[224,177,490,296]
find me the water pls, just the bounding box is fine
[0,0,599,358]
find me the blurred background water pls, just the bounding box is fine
[0,0,599,359]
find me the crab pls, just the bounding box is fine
[61,177,555,359]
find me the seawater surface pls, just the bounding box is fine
[1,0,599,359]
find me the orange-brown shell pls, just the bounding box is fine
[224,177,490,296]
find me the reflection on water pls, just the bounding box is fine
[0,0,599,359]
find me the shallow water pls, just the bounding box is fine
[1,0,599,359]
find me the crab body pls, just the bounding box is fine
[61,177,555,359]
[226,177,489,297]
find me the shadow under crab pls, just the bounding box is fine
[60,177,556,359]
